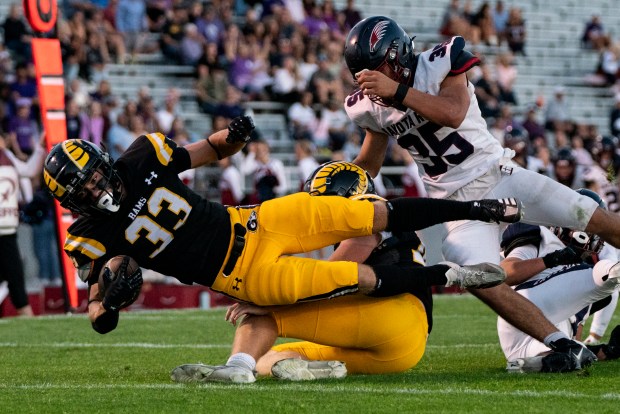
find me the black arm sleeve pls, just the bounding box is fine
[92,310,119,334]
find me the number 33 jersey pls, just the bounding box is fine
[64,133,231,286]
[345,36,505,199]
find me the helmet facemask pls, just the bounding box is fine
[64,158,123,217]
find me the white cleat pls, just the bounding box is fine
[171,363,256,384]
[443,262,507,289]
[271,358,347,381]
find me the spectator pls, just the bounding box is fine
[316,98,351,151]
[591,136,620,178]
[309,54,341,105]
[341,0,363,30]
[288,90,318,142]
[610,93,620,138]
[81,32,109,84]
[196,2,225,45]
[156,89,181,134]
[9,63,38,115]
[159,6,188,64]
[65,98,83,140]
[128,114,148,139]
[492,1,508,45]
[505,7,526,55]
[66,78,90,108]
[581,14,609,51]
[79,100,106,146]
[552,147,585,189]
[218,156,245,206]
[545,86,571,132]
[180,23,207,66]
[21,183,62,287]
[195,64,229,115]
[471,2,497,46]
[106,113,134,161]
[294,139,319,191]
[271,55,304,103]
[0,133,46,317]
[474,62,502,119]
[7,98,38,161]
[216,85,245,121]
[595,40,620,87]
[495,52,518,105]
[1,4,32,65]
[250,139,287,203]
[302,3,329,39]
[439,0,479,44]
[115,0,147,62]
[521,105,546,142]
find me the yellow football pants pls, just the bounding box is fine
[211,192,375,305]
[271,293,428,374]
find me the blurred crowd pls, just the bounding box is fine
[1,0,620,218]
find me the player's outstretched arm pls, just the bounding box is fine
[185,116,255,167]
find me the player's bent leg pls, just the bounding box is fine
[170,364,256,384]
[471,284,558,342]
[585,207,620,248]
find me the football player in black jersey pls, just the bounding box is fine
[43,116,519,335]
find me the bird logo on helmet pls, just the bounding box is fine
[304,161,376,198]
[549,188,605,261]
[43,139,123,216]
[344,16,416,106]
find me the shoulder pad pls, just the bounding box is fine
[448,36,480,76]
[501,223,542,256]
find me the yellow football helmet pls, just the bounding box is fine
[304,161,376,197]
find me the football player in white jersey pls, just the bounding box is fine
[343,16,620,371]
[499,190,620,372]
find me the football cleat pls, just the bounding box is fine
[271,358,347,381]
[443,262,506,289]
[602,325,620,360]
[170,363,256,384]
[548,338,597,370]
[470,198,523,224]
[540,352,578,373]
[506,356,544,373]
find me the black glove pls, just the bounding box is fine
[102,257,143,312]
[226,116,255,144]
[542,246,582,268]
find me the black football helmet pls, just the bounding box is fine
[43,139,123,216]
[304,161,376,198]
[549,188,605,261]
[344,16,415,104]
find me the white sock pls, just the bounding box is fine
[226,353,256,371]
[543,331,570,347]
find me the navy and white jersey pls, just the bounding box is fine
[345,36,504,198]
[65,133,231,286]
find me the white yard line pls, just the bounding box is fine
[1,382,618,400]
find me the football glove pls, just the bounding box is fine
[542,246,582,268]
[226,115,255,144]
[102,257,143,312]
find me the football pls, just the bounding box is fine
[98,255,140,294]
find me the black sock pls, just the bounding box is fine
[368,263,450,297]
[387,198,474,232]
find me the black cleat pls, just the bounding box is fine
[548,338,597,370]
[540,352,577,373]
[602,325,620,360]
[470,198,523,224]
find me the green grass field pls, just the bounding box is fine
[1,294,618,413]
